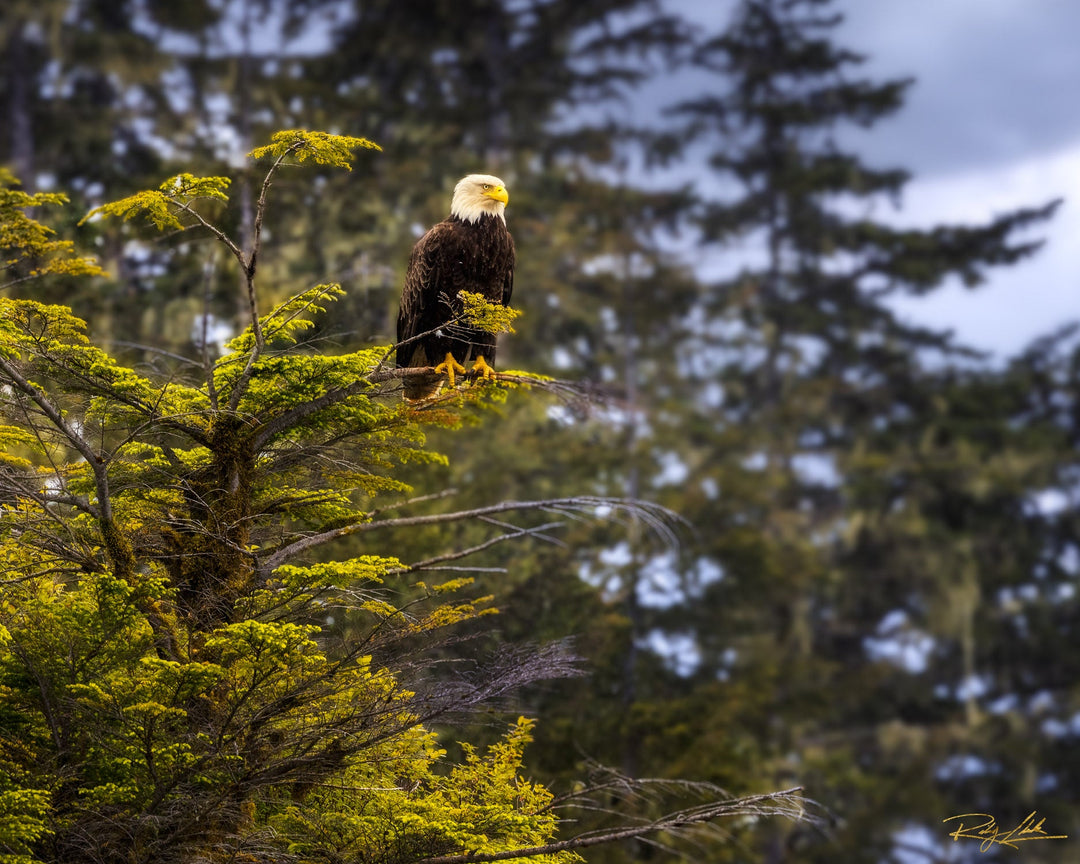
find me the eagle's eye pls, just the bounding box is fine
[482,184,491,190]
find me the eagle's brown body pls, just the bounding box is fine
[396,175,515,399]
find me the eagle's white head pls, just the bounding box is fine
[451,174,509,225]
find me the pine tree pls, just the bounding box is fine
[0,130,809,864]
[548,0,1067,860]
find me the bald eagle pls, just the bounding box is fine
[396,174,515,400]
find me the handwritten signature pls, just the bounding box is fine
[943,811,1068,852]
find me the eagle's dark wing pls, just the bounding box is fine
[396,220,467,369]
[501,233,515,307]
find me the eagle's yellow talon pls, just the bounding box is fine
[471,356,495,381]
[434,352,467,387]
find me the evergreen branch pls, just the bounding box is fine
[165,193,260,412]
[0,353,107,500]
[0,353,135,576]
[250,377,374,450]
[30,343,211,445]
[254,351,579,453]
[226,311,264,414]
[261,283,342,342]
[224,145,330,418]
[0,472,98,569]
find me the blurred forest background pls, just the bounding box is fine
[2,0,1078,861]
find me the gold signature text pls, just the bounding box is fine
[943,811,1068,852]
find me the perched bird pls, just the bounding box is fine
[396,173,515,400]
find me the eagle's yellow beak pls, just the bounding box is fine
[484,185,509,205]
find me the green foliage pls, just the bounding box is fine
[459,291,523,335]
[0,785,51,864]
[5,3,1073,862]
[0,136,581,864]
[79,173,233,231]
[273,718,581,864]
[0,170,104,287]
[3,125,805,864]
[248,130,382,169]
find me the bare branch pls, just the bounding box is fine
[412,787,812,864]
[366,488,459,519]
[257,496,682,576]
[170,198,246,269]
[112,341,203,367]
[390,521,567,576]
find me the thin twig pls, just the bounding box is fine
[257,496,680,576]
[412,787,809,864]
[390,521,567,576]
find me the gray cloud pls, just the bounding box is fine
[832,0,1080,175]
[667,0,1080,176]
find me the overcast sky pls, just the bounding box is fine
[664,0,1080,357]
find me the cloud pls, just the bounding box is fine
[664,0,1080,176]
[837,0,1080,175]
[886,145,1078,355]
[645,0,1078,356]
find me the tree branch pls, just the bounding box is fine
[390,521,566,576]
[412,787,810,864]
[171,150,293,413]
[200,250,220,410]
[257,496,681,576]
[29,341,210,445]
[0,354,99,470]
[250,377,376,451]
[171,198,246,270]
[0,352,137,575]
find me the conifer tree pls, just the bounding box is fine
[605,1,1066,861]
[485,2,1068,862]
[0,131,809,864]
